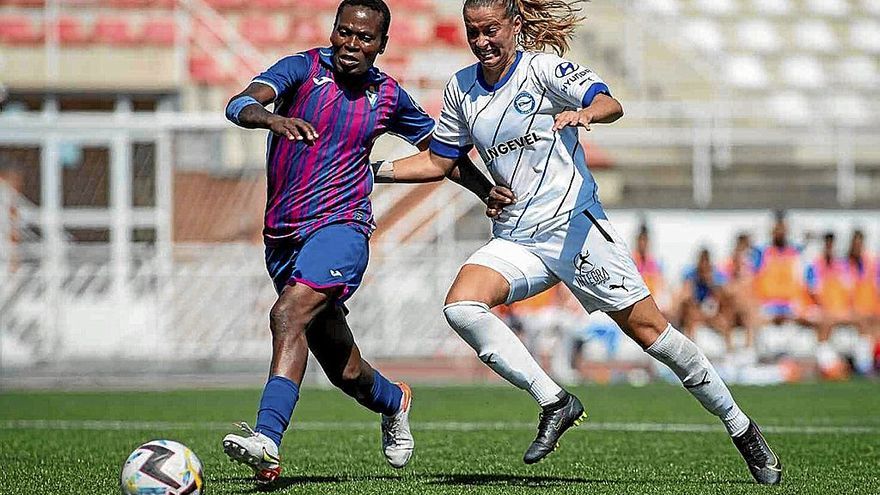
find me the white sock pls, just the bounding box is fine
[646,324,750,436]
[444,301,563,406]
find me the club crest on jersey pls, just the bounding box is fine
[574,250,610,287]
[366,85,379,108]
[485,132,541,161]
[555,62,579,78]
[514,91,536,115]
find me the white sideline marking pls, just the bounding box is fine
[0,420,875,435]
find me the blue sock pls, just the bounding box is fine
[366,370,403,416]
[255,375,299,447]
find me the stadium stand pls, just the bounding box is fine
[140,16,176,45]
[0,14,42,44]
[92,16,137,45]
[57,15,92,45]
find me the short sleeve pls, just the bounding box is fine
[253,53,312,99]
[429,78,474,159]
[536,54,611,108]
[387,87,435,145]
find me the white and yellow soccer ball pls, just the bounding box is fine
[120,440,204,495]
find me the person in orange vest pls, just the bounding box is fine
[846,229,879,374]
[752,213,808,325]
[805,232,853,341]
[632,223,670,316]
[847,230,879,329]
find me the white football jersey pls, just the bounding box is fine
[430,50,611,241]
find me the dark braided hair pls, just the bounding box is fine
[335,0,392,40]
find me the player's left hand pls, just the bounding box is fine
[552,109,593,132]
[485,186,516,218]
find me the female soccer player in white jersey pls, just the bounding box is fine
[373,0,782,484]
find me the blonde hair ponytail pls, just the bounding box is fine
[515,0,585,55]
[463,0,585,55]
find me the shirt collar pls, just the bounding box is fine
[318,47,383,83]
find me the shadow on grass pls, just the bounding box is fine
[216,474,407,493]
[218,473,755,492]
[427,473,756,487]
[428,473,600,487]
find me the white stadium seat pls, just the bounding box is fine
[736,20,782,53]
[836,56,879,89]
[850,20,880,53]
[862,0,880,15]
[827,94,873,126]
[805,0,851,17]
[694,0,738,15]
[750,0,792,15]
[767,91,810,126]
[780,55,827,89]
[683,19,724,53]
[641,0,680,15]
[725,55,768,89]
[794,20,839,53]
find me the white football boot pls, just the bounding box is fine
[381,382,414,468]
[222,422,282,486]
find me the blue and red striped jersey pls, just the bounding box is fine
[252,47,434,246]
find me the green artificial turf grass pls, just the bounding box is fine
[1,382,878,494]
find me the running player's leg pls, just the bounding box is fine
[608,296,750,434]
[222,280,330,485]
[548,206,780,484]
[444,241,563,406]
[306,306,413,467]
[608,297,782,484]
[224,223,369,482]
[308,306,383,411]
[443,239,585,464]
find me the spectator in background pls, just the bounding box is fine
[720,233,760,350]
[632,223,670,316]
[752,212,807,324]
[846,230,879,373]
[677,248,731,347]
[847,230,879,333]
[805,232,852,343]
[723,233,758,279]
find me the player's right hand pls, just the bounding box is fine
[485,186,516,218]
[268,116,319,143]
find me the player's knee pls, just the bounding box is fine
[269,299,308,340]
[443,301,491,332]
[623,304,669,348]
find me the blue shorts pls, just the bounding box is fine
[762,302,797,319]
[265,223,369,303]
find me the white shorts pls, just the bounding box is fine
[465,203,651,314]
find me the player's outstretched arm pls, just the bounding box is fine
[552,94,624,132]
[372,149,456,184]
[373,149,515,217]
[225,82,318,142]
[446,156,495,202]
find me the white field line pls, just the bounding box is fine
[0,420,876,435]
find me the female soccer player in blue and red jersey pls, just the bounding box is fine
[221,0,492,486]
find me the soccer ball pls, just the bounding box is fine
[120,440,204,495]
